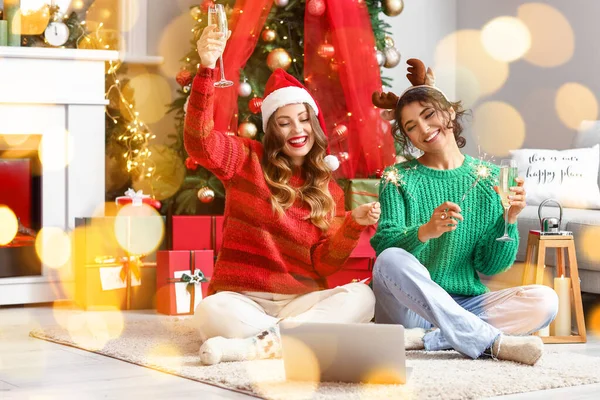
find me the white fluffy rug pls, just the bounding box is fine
[30,311,600,400]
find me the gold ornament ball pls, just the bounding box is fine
[238,122,258,139]
[267,48,292,71]
[197,187,215,204]
[383,46,401,68]
[190,6,202,20]
[383,0,404,17]
[384,35,395,48]
[261,28,277,43]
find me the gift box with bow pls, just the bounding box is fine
[115,188,162,210]
[156,250,214,315]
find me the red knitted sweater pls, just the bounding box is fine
[184,68,365,295]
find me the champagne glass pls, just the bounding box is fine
[496,159,518,242]
[208,4,233,88]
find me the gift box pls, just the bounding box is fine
[326,226,376,287]
[169,216,224,253]
[156,250,214,315]
[343,179,379,211]
[73,217,166,310]
[74,257,157,310]
[115,188,162,210]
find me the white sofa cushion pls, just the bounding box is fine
[510,145,600,209]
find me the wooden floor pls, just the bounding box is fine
[2,295,600,400]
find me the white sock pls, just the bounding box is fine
[491,334,543,366]
[199,326,281,365]
[405,327,426,350]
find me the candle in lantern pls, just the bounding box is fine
[553,275,572,336]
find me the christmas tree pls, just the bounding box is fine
[166,0,404,215]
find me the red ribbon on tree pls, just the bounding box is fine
[304,0,395,178]
[212,0,273,133]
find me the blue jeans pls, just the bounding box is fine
[373,248,559,359]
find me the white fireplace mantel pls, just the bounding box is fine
[0,46,118,305]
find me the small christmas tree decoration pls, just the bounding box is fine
[267,48,292,71]
[238,121,258,138]
[200,0,215,13]
[248,97,263,114]
[261,28,277,42]
[176,69,193,87]
[383,46,401,68]
[238,81,252,97]
[190,6,202,21]
[185,157,199,171]
[334,124,348,138]
[376,50,386,66]
[307,0,326,17]
[384,35,395,48]
[274,0,289,7]
[197,187,215,203]
[317,43,335,59]
[383,0,404,17]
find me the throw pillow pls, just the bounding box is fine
[510,144,600,209]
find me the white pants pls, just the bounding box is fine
[194,282,375,341]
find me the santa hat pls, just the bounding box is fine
[261,69,339,171]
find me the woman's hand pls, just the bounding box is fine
[196,25,230,69]
[418,201,463,242]
[352,202,381,226]
[495,177,526,224]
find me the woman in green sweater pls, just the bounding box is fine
[370,59,558,366]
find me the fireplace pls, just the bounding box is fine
[0,46,117,305]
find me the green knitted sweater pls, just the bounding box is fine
[370,155,519,296]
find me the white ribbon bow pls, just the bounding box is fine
[124,188,149,206]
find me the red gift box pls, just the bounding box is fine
[171,216,224,252]
[326,226,376,287]
[156,250,214,315]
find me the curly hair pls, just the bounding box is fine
[393,87,469,156]
[261,103,336,231]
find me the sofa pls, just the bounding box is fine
[483,123,600,294]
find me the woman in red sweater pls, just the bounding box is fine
[188,26,380,365]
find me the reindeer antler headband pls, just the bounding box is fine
[372,58,450,112]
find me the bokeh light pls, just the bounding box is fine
[124,73,172,124]
[555,83,599,130]
[38,128,75,171]
[146,344,183,373]
[2,134,30,147]
[518,3,574,67]
[67,309,125,351]
[19,2,50,35]
[435,30,509,99]
[433,65,481,109]
[158,12,199,77]
[588,305,600,338]
[473,101,526,157]
[481,16,531,62]
[0,206,18,246]
[114,204,165,255]
[581,226,600,263]
[35,227,71,269]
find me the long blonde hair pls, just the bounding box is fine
[261,104,336,230]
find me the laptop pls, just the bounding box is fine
[279,321,407,384]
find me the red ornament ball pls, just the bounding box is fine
[307,0,326,16]
[185,157,198,170]
[249,97,263,114]
[200,0,215,13]
[176,69,192,87]
[333,124,348,138]
[317,43,335,59]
